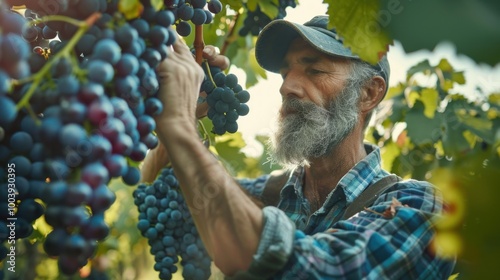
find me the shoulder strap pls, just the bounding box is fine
[261,169,290,207]
[341,174,401,220]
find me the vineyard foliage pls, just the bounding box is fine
[0,0,498,279]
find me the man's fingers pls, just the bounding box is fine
[172,35,191,55]
[203,46,230,70]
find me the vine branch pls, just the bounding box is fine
[14,13,102,112]
[194,25,205,65]
[221,12,240,56]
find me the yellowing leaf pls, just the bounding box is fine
[118,0,143,20]
[150,0,163,11]
[406,90,419,107]
[419,88,439,118]
[437,58,453,72]
[488,93,500,105]
[452,71,466,85]
[247,0,258,12]
[462,130,476,148]
[325,0,393,64]
[448,273,460,280]
[487,108,498,120]
[385,82,405,100]
[381,141,401,173]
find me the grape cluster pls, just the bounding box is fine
[133,168,211,280]
[169,0,221,36]
[0,1,43,264]
[200,63,250,134]
[239,0,297,36]
[0,0,187,275]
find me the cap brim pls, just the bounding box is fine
[255,20,359,73]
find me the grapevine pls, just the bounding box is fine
[0,0,253,277]
[134,168,212,280]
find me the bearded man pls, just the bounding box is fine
[142,15,455,279]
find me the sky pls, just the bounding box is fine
[231,0,500,157]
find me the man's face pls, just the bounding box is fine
[269,38,362,167]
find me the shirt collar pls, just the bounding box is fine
[281,143,385,204]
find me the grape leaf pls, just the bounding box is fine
[118,0,143,20]
[405,100,442,146]
[440,111,472,157]
[247,0,258,12]
[456,113,494,143]
[380,140,401,172]
[324,0,393,64]
[406,59,434,80]
[259,0,279,19]
[419,88,439,119]
[382,0,500,66]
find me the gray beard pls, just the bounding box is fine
[268,85,361,168]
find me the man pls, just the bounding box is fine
[144,16,455,279]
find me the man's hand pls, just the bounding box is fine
[196,45,230,119]
[141,41,230,183]
[155,37,205,127]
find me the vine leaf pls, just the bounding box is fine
[118,0,143,20]
[259,0,279,19]
[419,88,439,119]
[405,100,441,146]
[324,0,393,64]
[382,0,500,66]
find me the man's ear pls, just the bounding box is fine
[360,76,386,113]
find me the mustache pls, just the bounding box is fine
[280,98,330,117]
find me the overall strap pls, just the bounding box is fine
[261,170,290,207]
[341,174,401,220]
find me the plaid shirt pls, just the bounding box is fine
[235,144,455,279]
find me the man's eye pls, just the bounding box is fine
[309,69,322,75]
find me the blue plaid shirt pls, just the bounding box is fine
[235,144,455,279]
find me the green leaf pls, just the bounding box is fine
[406,59,434,80]
[419,88,439,118]
[214,132,248,173]
[440,111,472,157]
[223,0,245,12]
[118,0,143,20]
[247,0,258,11]
[405,100,442,146]
[456,113,494,143]
[382,0,500,66]
[324,0,393,64]
[388,95,407,123]
[259,0,279,19]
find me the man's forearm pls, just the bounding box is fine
[156,119,264,276]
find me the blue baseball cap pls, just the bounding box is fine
[255,15,390,93]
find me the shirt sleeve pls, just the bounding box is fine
[230,180,455,279]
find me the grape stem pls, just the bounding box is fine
[194,25,205,65]
[220,12,240,56]
[15,13,102,112]
[202,61,217,88]
[29,14,86,27]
